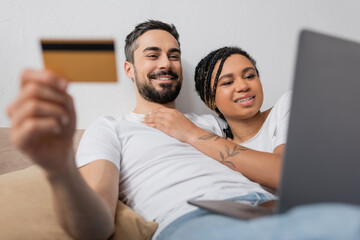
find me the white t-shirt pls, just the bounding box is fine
[76,91,290,237]
[241,91,291,152]
[76,114,272,236]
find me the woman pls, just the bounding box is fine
[143,46,290,190]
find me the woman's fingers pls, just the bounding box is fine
[144,109,169,127]
[143,110,170,134]
[143,108,196,143]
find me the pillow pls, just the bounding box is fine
[0,165,157,240]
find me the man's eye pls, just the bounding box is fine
[170,55,180,60]
[147,54,158,59]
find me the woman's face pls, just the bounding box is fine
[211,54,264,121]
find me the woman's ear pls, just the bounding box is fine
[212,102,217,111]
[124,61,135,81]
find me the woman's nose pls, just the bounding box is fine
[235,79,249,92]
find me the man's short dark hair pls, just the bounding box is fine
[125,20,180,63]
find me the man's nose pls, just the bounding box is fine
[159,55,171,70]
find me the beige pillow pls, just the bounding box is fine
[0,165,157,240]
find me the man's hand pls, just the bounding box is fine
[143,107,202,143]
[7,69,76,175]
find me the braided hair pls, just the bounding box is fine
[194,46,259,139]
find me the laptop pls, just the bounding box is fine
[188,29,360,219]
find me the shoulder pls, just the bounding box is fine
[76,115,128,170]
[185,113,226,136]
[263,91,292,132]
[82,116,118,139]
[184,113,225,126]
[269,91,292,119]
[80,115,131,146]
[90,115,117,128]
[87,114,134,131]
[275,91,292,110]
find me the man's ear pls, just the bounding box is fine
[124,61,135,81]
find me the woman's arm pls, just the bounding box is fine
[143,107,284,190]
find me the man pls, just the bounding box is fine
[75,20,273,238]
[7,20,360,240]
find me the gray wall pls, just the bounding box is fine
[1,0,359,128]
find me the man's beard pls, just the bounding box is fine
[134,69,182,104]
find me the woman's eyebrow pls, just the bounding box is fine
[218,73,234,82]
[218,67,256,81]
[242,67,256,74]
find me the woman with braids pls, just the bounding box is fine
[143,46,290,190]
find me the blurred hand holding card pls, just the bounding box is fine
[41,39,117,82]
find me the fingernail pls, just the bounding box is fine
[61,115,69,125]
[66,101,73,109]
[54,126,61,135]
[57,78,67,90]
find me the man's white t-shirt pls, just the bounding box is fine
[76,91,291,237]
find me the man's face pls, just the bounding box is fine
[131,30,183,104]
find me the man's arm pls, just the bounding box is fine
[48,159,119,239]
[7,69,117,239]
[45,159,118,239]
[79,160,119,220]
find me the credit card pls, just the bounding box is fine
[41,39,117,82]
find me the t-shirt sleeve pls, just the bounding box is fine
[187,113,226,137]
[76,116,121,170]
[273,91,292,149]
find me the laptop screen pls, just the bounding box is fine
[277,30,360,213]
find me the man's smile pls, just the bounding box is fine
[148,71,179,82]
[151,75,175,81]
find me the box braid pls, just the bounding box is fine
[194,46,260,139]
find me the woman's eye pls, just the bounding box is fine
[245,74,255,79]
[221,81,232,86]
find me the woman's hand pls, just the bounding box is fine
[143,107,202,143]
[7,69,76,175]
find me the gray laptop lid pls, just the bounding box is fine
[277,30,360,213]
[188,30,360,219]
